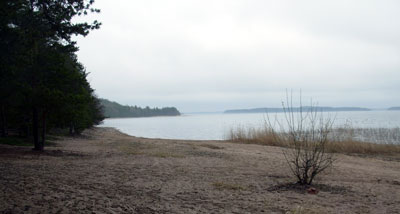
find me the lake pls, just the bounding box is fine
[99,111,400,141]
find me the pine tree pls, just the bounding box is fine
[0,0,102,150]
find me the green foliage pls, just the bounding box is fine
[100,99,180,118]
[0,0,104,149]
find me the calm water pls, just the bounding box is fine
[99,111,400,140]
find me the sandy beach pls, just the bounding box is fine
[1,127,399,213]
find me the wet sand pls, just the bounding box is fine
[1,127,399,213]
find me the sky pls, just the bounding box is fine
[75,0,400,112]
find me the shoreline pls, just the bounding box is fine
[1,127,399,213]
[98,125,400,143]
[98,126,227,142]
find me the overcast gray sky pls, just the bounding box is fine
[76,0,400,112]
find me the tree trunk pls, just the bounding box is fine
[69,123,73,136]
[32,107,42,151]
[69,122,76,136]
[0,104,7,137]
[41,111,46,146]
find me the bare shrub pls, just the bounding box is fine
[226,93,335,184]
[275,93,335,185]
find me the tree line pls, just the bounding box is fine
[0,0,104,150]
[101,99,181,118]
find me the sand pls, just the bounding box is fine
[0,127,399,213]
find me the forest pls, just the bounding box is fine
[0,0,104,150]
[101,99,180,118]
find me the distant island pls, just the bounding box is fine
[224,106,371,114]
[388,107,400,111]
[100,99,181,118]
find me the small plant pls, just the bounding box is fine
[276,92,335,185]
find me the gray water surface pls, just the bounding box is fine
[99,111,400,140]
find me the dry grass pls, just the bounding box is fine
[212,182,245,191]
[331,127,400,144]
[327,140,400,154]
[227,126,283,147]
[286,206,322,214]
[148,151,185,158]
[117,141,153,155]
[199,144,224,150]
[227,126,400,155]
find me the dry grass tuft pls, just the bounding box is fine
[149,151,185,158]
[199,144,224,150]
[212,182,245,191]
[227,126,283,147]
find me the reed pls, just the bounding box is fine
[227,126,400,155]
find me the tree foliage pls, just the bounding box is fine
[0,0,103,150]
[100,99,181,118]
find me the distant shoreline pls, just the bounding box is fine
[103,115,182,119]
[100,98,181,118]
[224,106,373,114]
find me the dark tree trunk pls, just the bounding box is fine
[32,107,42,151]
[69,123,74,136]
[41,111,46,146]
[0,104,7,137]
